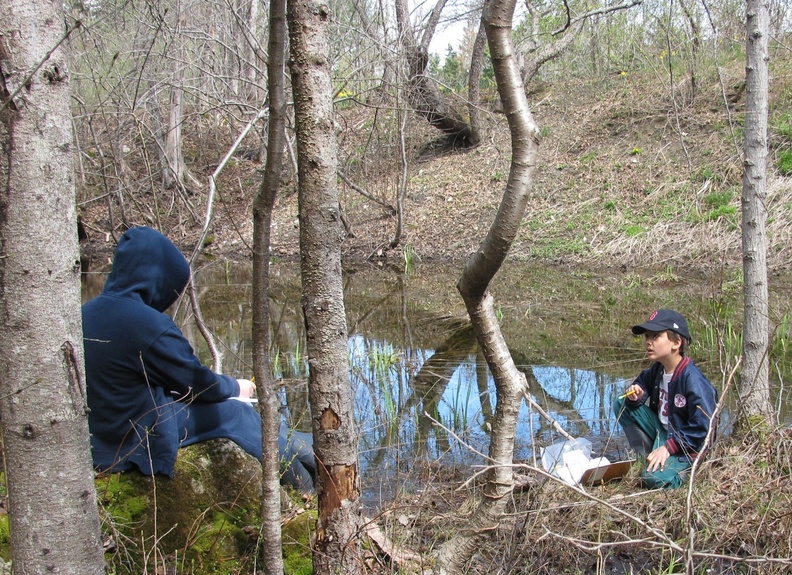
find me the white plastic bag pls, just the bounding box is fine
[541,438,610,486]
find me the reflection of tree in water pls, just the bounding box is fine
[269,290,312,432]
[512,349,625,444]
[518,362,592,440]
[373,320,481,466]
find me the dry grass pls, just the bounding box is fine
[79,68,792,278]
[370,427,792,574]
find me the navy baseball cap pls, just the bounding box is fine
[632,309,692,342]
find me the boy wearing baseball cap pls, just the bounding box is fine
[613,309,718,489]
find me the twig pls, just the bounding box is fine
[189,106,269,266]
[488,459,685,553]
[427,411,682,551]
[684,355,741,574]
[364,517,422,568]
[186,280,222,373]
[338,171,395,213]
[522,389,575,441]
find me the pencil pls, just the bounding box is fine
[618,388,638,400]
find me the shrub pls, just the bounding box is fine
[778,149,792,176]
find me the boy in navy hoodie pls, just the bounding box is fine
[613,309,718,489]
[83,226,314,490]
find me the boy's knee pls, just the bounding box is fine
[640,458,690,489]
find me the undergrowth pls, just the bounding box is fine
[376,427,792,574]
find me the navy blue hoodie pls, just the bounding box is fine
[83,227,247,475]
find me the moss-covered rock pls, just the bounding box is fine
[282,510,315,575]
[98,439,264,574]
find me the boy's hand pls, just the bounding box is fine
[646,445,670,472]
[624,384,644,401]
[236,378,256,398]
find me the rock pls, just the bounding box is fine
[96,439,265,573]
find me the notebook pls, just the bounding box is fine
[580,459,635,485]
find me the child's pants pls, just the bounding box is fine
[613,397,691,489]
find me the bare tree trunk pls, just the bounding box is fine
[162,0,201,193]
[0,4,105,573]
[252,0,288,571]
[390,108,408,248]
[288,0,364,572]
[740,0,774,425]
[435,0,541,570]
[467,13,488,145]
[679,0,701,98]
[163,68,187,187]
[394,0,477,147]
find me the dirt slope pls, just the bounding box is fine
[82,72,792,275]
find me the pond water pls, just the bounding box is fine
[82,260,792,507]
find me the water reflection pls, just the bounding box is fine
[82,260,791,505]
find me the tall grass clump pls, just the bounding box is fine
[777,149,792,176]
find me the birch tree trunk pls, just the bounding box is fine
[0,3,105,573]
[288,0,364,572]
[252,0,287,570]
[435,0,541,570]
[740,0,774,425]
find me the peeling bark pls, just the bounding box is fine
[288,0,364,571]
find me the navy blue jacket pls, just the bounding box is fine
[628,356,718,456]
[83,227,247,476]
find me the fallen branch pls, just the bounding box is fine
[364,518,423,569]
[338,171,396,214]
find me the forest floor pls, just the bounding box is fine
[82,66,792,278]
[79,69,792,574]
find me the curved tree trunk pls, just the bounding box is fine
[0,4,105,573]
[740,0,773,426]
[404,45,476,146]
[288,0,364,572]
[394,0,477,147]
[252,0,288,571]
[435,0,541,570]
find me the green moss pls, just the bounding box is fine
[282,511,316,575]
[97,443,266,574]
[0,512,9,562]
[96,473,151,525]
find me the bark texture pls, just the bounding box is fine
[288,0,364,572]
[740,0,774,424]
[252,0,288,570]
[0,2,105,573]
[435,0,540,570]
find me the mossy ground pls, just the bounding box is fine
[94,440,307,575]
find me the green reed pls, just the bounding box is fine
[369,344,399,422]
[697,312,792,391]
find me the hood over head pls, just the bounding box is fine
[103,226,190,312]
